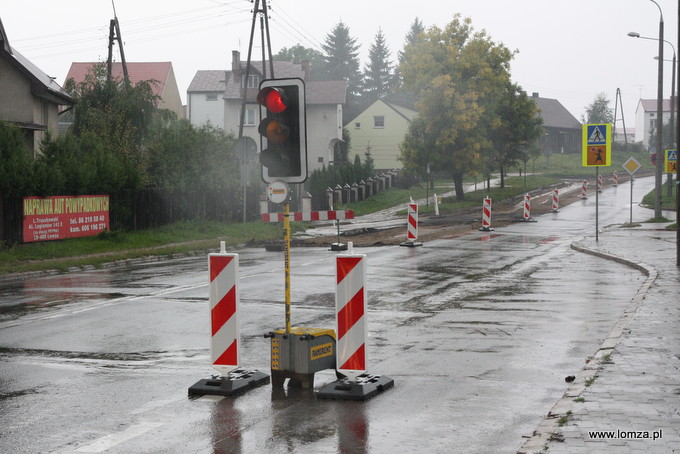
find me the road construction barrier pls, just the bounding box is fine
[552,189,560,213]
[523,194,531,220]
[188,242,270,397]
[407,203,418,241]
[209,250,240,375]
[613,171,619,186]
[434,193,440,216]
[480,196,493,231]
[317,246,394,400]
[400,203,423,247]
[261,210,354,223]
[581,180,588,199]
[335,252,367,379]
[597,174,603,192]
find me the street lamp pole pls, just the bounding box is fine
[652,0,664,219]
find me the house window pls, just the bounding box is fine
[239,106,257,126]
[206,94,218,101]
[245,75,259,88]
[354,122,361,129]
[373,116,384,128]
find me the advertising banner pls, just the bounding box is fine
[23,195,110,243]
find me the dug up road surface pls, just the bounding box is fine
[297,173,647,248]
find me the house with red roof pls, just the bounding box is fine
[0,17,74,154]
[187,51,347,173]
[65,61,184,119]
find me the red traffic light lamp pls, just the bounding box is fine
[257,78,307,184]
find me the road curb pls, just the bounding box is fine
[517,240,658,454]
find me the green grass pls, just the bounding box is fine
[0,220,303,275]
[520,148,655,177]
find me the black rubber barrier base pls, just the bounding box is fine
[330,242,348,251]
[399,241,423,247]
[316,373,394,401]
[188,369,270,397]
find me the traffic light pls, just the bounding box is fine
[257,78,307,184]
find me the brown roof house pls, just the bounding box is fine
[0,17,74,155]
[187,51,348,173]
[65,61,184,119]
[531,92,582,158]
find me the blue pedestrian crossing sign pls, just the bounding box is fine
[582,123,611,167]
[665,149,677,173]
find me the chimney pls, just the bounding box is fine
[232,50,241,81]
[301,60,310,82]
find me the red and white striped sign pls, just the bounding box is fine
[335,254,367,380]
[597,174,603,192]
[613,171,619,186]
[523,194,531,220]
[209,252,240,375]
[407,203,418,241]
[552,189,560,212]
[261,210,354,223]
[481,197,492,230]
[581,180,588,199]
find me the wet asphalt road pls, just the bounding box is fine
[0,176,663,453]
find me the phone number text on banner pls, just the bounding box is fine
[23,195,110,243]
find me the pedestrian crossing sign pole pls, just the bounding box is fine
[582,123,612,167]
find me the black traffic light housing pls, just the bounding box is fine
[257,78,307,184]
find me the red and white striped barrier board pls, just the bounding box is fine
[480,197,493,231]
[552,189,560,212]
[407,203,418,241]
[613,171,619,186]
[597,174,603,192]
[335,253,367,380]
[581,181,588,199]
[261,210,354,223]
[209,252,240,376]
[523,194,531,220]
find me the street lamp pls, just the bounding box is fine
[629,31,677,198]
[628,1,665,219]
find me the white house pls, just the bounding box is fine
[187,51,348,173]
[635,98,673,149]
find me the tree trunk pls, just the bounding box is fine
[453,173,465,201]
[500,163,505,188]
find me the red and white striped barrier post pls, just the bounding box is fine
[552,189,560,213]
[581,180,588,199]
[400,203,422,247]
[209,249,240,375]
[261,210,354,223]
[597,174,603,192]
[523,194,532,221]
[188,242,270,397]
[480,196,493,231]
[317,244,394,400]
[335,251,367,380]
[613,171,619,186]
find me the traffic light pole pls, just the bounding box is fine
[283,202,292,333]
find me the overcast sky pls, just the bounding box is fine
[3,0,679,128]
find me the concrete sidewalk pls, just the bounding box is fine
[519,225,680,453]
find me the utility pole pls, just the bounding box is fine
[613,88,629,151]
[107,1,129,83]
